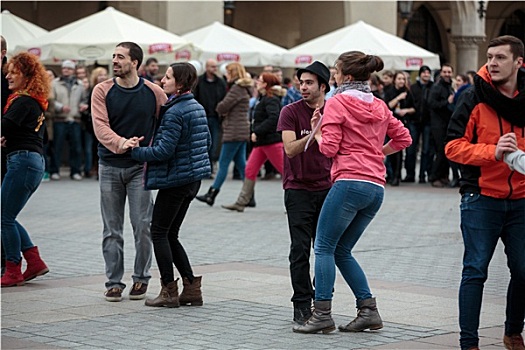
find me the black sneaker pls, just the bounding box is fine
[105,287,123,302]
[129,282,148,300]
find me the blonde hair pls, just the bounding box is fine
[226,62,247,82]
[90,67,108,87]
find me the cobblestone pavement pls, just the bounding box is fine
[1,173,512,349]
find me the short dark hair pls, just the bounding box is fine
[488,35,524,60]
[145,57,158,66]
[336,51,384,81]
[170,62,198,93]
[116,42,144,68]
[440,63,454,72]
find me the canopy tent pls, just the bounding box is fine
[13,7,197,65]
[282,20,440,71]
[182,21,287,67]
[1,10,49,59]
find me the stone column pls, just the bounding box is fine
[451,36,486,74]
[450,0,486,74]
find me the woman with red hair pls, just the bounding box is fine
[222,72,286,212]
[1,53,50,287]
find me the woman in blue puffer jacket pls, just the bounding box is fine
[127,62,211,308]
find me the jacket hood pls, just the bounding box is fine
[235,77,254,88]
[477,63,525,89]
[333,90,386,123]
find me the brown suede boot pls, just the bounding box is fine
[504,334,525,350]
[22,246,49,282]
[222,179,255,212]
[145,279,179,308]
[292,300,335,334]
[338,297,383,332]
[179,276,203,306]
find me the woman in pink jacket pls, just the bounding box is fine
[294,51,412,334]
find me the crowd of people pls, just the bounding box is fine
[1,33,524,350]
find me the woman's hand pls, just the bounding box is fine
[397,92,407,101]
[1,136,6,147]
[251,132,257,143]
[122,136,144,150]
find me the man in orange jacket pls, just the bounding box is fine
[445,35,525,350]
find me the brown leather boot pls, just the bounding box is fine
[179,276,203,306]
[292,300,335,334]
[145,279,179,308]
[22,246,49,282]
[222,179,255,212]
[339,297,383,332]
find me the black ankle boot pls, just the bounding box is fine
[196,187,219,206]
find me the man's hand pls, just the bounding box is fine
[495,132,517,161]
[1,136,6,147]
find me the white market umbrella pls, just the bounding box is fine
[282,20,440,70]
[13,7,197,65]
[182,21,287,67]
[1,10,49,58]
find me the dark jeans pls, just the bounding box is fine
[458,193,525,350]
[405,122,432,181]
[430,124,449,181]
[151,181,201,285]
[285,188,329,304]
[51,121,82,176]
[207,116,221,163]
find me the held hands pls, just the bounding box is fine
[495,132,517,161]
[122,136,144,150]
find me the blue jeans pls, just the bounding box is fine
[207,116,222,163]
[212,141,246,190]
[1,151,44,264]
[51,121,83,176]
[405,122,432,180]
[314,180,384,304]
[459,193,525,350]
[99,163,153,290]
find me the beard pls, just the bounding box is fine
[113,64,131,78]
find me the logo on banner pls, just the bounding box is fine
[217,53,240,62]
[406,57,424,68]
[295,55,313,65]
[28,48,41,57]
[175,50,191,60]
[149,43,173,54]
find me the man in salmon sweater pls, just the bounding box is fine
[445,35,525,350]
[92,42,167,302]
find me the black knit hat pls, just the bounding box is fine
[418,65,431,76]
[297,61,331,89]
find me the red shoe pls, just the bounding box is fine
[1,261,25,287]
[22,246,49,282]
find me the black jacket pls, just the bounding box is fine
[410,80,433,124]
[252,94,282,147]
[193,74,227,118]
[428,78,454,128]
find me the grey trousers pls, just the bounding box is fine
[99,163,153,290]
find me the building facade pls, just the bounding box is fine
[2,1,524,74]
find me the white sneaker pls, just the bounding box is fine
[50,173,61,181]
[71,174,83,181]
